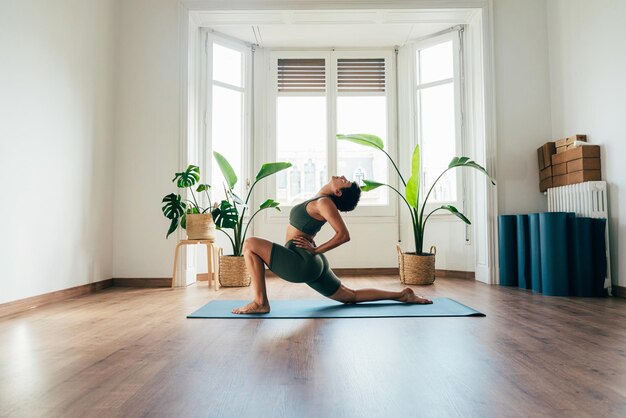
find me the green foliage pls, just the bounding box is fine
[336,133,384,150]
[256,163,292,183]
[173,165,200,188]
[212,152,292,256]
[161,164,213,238]
[213,151,238,190]
[338,133,495,253]
[211,200,238,229]
[405,145,420,208]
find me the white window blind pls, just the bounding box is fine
[277,58,326,93]
[337,58,385,93]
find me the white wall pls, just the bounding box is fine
[492,0,553,215]
[546,0,626,287]
[112,0,182,278]
[0,0,118,304]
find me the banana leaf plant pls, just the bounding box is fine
[337,133,495,254]
[211,151,292,256]
[161,164,213,238]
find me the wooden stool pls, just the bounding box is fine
[172,240,220,291]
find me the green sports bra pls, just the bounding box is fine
[289,195,327,235]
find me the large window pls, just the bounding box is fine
[415,32,462,205]
[208,39,248,201]
[273,51,393,209]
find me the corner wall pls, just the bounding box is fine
[546,0,626,287]
[0,0,118,303]
[492,0,553,215]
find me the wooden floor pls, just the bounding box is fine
[1,277,625,418]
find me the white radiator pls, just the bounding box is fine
[547,181,612,294]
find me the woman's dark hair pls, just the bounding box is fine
[328,182,361,212]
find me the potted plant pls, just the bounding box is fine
[211,151,292,287]
[337,133,495,285]
[161,164,215,241]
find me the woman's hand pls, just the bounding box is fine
[293,236,317,254]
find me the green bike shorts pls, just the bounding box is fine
[268,240,342,297]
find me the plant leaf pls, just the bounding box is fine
[255,162,292,182]
[211,200,239,229]
[260,198,280,209]
[196,183,210,192]
[166,218,178,238]
[172,165,200,188]
[230,192,248,207]
[440,204,471,224]
[448,157,496,185]
[405,144,420,208]
[361,179,385,191]
[336,133,385,150]
[181,213,186,229]
[213,151,238,189]
[161,193,186,220]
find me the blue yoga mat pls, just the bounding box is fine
[516,214,531,290]
[498,215,518,286]
[187,298,485,319]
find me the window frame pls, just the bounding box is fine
[201,30,253,209]
[411,30,465,215]
[266,49,398,220]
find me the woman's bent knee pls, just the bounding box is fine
[329,285,356,304]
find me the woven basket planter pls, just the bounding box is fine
[396,244,437,285]
[186,213,216,241]
[218,251,251,287]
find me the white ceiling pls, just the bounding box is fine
[194,9,478,47]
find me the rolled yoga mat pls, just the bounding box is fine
[569,217,594,297]
[591,218,608,297]
[187,298,485,319]
[539,212,575,296]
[528,213,543,293]
[516,214,531,290]
[498,215,518,287]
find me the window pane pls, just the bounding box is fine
[419,82,457,202]
[213,43,242,87]
[276,96,326,205]
[418,41,453,85]
[336,96,388,205]
[212,85,243,199]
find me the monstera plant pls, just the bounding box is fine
[161,164,213,239]
[337,133,495,285]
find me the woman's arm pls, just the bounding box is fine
[293,198,349,254]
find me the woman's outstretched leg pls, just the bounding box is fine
[232,237,274,314]
[329,284,432,304]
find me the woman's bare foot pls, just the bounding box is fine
[398,288,433,304]
[232,301,271,314]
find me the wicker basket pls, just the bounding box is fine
[218,249,251,287]
[186,213,216,241]
[396,244,436,285]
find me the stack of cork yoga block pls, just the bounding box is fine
[537,134,602,192]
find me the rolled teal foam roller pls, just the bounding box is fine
[569,217,594,297]
[591,218,608,296]
[498,215,518,286]
[516,214,531,289]
[528,213,542,293]
[539,212,574,296]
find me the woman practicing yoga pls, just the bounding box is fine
[233,175,433,314]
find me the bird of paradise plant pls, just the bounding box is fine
[211,151,292,256]
[337,133,495,254]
